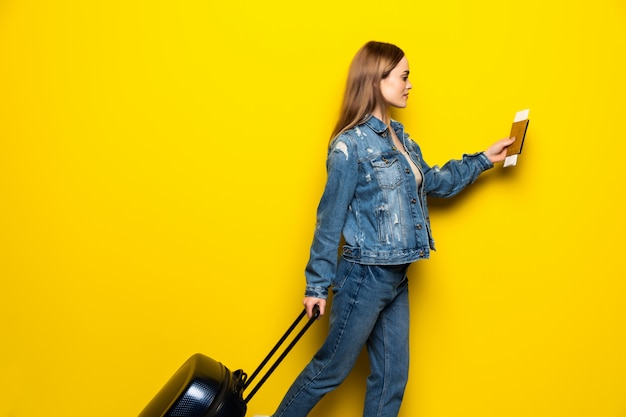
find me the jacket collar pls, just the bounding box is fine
[362,114,402,134]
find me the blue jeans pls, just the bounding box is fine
[273,259,410,417]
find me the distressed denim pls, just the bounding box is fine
[305,115,493,299]
[273,259,410,417]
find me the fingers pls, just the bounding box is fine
[485,136,517,163]
[303,297,326,319]
[498,136,516,151]
[500,136,517,155]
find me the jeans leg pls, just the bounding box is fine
[363,273,410,417]
[273,261,410,417]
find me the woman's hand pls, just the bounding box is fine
[484,137,516,164]
[303,297,326,319]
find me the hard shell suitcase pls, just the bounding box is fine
[139,306,320,417]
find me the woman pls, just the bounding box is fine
[258,41,514,417]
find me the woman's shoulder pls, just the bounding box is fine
[333,121,375,142]
[330,129,357,147]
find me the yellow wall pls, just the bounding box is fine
[1,0,625,416]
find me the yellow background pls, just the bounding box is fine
[1,0,625,416]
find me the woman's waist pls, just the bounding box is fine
[341,244,431,264]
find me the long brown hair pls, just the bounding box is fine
[330,41,405,140]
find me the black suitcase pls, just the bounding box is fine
[139,306,320,417]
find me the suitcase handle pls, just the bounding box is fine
[243,305,320,403]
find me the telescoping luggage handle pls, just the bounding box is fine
[242,305,320,403]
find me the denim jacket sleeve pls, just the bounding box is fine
[421,151,493,198]
[304,136,358,299]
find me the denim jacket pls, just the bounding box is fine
[305,115,493,299]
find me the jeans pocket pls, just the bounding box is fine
[331,259,356,292]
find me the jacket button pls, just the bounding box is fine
[405,168,410,174]
[416,224,422,230]
[419,250,425,257]
[411,198,417,204]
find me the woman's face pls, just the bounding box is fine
[380,56,412,109]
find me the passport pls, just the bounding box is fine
[504,109,530,167]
